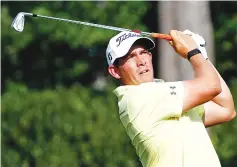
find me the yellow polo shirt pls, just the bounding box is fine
[113,80,221,167]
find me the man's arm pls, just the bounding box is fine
[203,60,236,127]
[182,54,222,111]
[181,30,236,125]
[169,30,222,112]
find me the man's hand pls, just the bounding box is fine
[169,30,198,59]
[183,30,208,60]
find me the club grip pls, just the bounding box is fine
[151,33,172,41]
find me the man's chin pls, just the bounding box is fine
[139,76,154,84]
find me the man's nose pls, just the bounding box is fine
[136,55,146,66]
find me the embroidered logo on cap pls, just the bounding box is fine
[108,53,112,62]
[116,32,141,47]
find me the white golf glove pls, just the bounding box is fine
[183,30,208,60]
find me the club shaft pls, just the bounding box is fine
[27,13,135,33]
[20,12,172,40]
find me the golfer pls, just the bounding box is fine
[106,30,236,167]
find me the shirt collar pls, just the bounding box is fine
[113,78,165,97]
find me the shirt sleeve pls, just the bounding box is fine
[126,81,184,123]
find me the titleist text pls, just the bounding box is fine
[116,33,141,46]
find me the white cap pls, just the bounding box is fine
[106,31,155,66]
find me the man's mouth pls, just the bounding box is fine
[139,69,149,75]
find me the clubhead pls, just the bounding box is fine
[11,12,25,32]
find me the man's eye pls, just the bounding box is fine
[142,50,149,54]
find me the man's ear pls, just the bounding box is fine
[108,65,121,79]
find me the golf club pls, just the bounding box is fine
[11,12,172,41]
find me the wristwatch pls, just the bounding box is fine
[187,48,201,60]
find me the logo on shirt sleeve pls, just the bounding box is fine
[170,85,176,95]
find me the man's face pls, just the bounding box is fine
[109,45,154,85]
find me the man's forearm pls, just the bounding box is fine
[182,54,222,111]
[208,60,236,115]
[190,55,221,94]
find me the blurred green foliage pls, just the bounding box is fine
[2,82,140,167]
[1,1,237,167]
[211,2,237,83]
[1,1,149,90]
[1,1,149,166]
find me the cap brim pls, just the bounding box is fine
[133,37,155,51]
